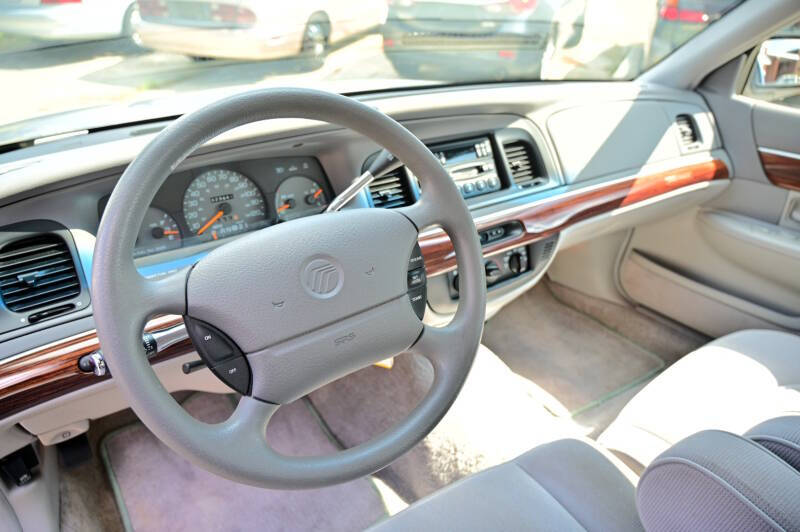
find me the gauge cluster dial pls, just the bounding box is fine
[100,157,332,259]
[134,207,182,258]
[182,169,268,242]
[275,176,329,222]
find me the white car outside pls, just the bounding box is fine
[134,0,387,60]
[0,0,140,41]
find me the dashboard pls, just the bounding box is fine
[0,84,732,462]
[98,156,333,259]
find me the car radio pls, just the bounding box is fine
[410,136,501,199]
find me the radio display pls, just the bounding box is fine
[434,137,492,167]
[437,145,478,166]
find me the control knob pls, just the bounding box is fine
[508,252,525,275]
[484,260,502,282]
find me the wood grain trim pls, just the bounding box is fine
[420,158,730,276]
[0,158,729,420]
[0,315,190,420]
[759,149,800,192]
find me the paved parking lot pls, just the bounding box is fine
[0,32,399,127]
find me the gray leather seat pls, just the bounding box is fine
[371,427,800,531]
[600,329,800,469]
[370,330,800,531]
[370,437,644,531]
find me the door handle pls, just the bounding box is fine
[790,200,800,224]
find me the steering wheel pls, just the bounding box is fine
[93,88,486,489]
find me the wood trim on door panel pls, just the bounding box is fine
[0,315,191,420]
[758,148,800,192]
[420,158,730,276]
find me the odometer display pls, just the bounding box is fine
[182,169,268,242]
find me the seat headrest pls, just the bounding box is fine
[745,415,800,473]
[637,429,800,532]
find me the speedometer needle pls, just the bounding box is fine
[197,210,224,235]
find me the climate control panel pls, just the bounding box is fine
[448,246,529,297]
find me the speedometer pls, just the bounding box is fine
[182,169,268,242]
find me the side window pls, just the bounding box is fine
[744,22,800,109]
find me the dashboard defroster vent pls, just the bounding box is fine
[369,168,413,209]
[503,141,547,189]
[675,114,699,147]
[0,234,81,313]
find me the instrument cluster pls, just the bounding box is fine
[99,156,332,259]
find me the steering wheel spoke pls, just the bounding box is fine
[224,395,277,446]
[397,198,440,232]
[408,319,478,372]
[132,267,190,321]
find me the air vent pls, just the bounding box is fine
[503,141,548,189]
[369,168,413,209]
[675,114,699,147]
[541,239,556,262]
[0,234,81,313]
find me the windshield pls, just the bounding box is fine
[0,0,743,145]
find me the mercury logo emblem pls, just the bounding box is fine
[301,257,343,298]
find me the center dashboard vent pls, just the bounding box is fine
[369,168,414,209]
[0,234,82,313]
[675,114,700,147]
[503,141,548,189]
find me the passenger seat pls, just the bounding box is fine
[599,329,800,471]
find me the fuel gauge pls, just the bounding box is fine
[134,207,182,258]
[275,176,328,222]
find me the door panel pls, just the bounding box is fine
[617,54,800,336]
[754,102,800,192]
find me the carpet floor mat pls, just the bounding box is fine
[101,393,388,532]
[482,282,665,416]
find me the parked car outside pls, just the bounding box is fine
[0,0,140,42]
[745,23,800,109]
[540,0,740,80]
[134,0,387,61]
[382,0,565,81]
[649,0,742,64]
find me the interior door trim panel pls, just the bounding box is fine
[621,251,800,338]
[758,147,800,192]
[698,210,800,280]
[420,158,729,276]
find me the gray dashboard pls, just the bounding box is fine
[0,82,723,354]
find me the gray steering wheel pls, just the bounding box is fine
[93,88,486,488]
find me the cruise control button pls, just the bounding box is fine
[408,286,426,319]
[408,243,424,272]
[211,357,251,395]
[407,267,426,289]
[185,318,236,364]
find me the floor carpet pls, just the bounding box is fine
[101,393,388,532]
[547,280,708,365]
[482,282,666,416]
[310,346,582,502]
